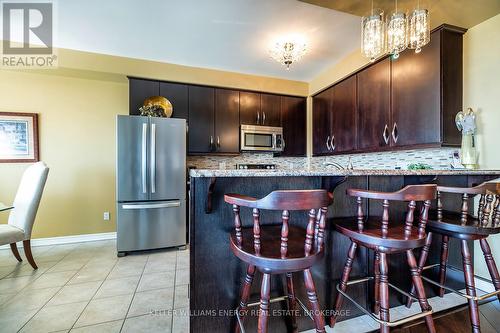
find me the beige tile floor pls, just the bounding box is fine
[0,240,189,333]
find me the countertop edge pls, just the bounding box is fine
[189,169,500,178]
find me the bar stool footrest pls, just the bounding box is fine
[235,295,313,333]
[419,263,500,301]
[337,276,433,327]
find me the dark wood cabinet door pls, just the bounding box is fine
[331,75,357,153]
[215,89,240,153]
[159,82,188,120]
[239,91,261,125]
[129,78,159,115]
[391,32,441,147]
[312,88,333,155]
[357,58,391,150]
[280,96,306,156]
[188,86,215,153]
[260,93,281,127]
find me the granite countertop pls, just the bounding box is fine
[189,168,500,178]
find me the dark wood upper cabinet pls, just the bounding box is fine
[392,26,465,147]
[391,31,441,147]
[215,89,240,153]
[129,78,159,115]
[312,88,333,155]
[280,96,306,156]
[159,82,188,120]
[331,75,357,153]
[312,24,465,155]
[240,91,261,125]
[357,57,391,151]
[188,86,215,153]
[260,93,281,127]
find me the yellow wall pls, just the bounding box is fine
[0,49,308,239]
[463,14,500,169]
[0,70,127,238]
[463,13,500,278]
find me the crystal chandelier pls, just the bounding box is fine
[361,7,385,62]
[408,7,430,53]
[386,1,407,59]
[269,38,307,70]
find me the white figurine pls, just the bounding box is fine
[455,108,478,169]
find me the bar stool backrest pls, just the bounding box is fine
[437,182,500,225]
[224,190,333,258]
[346,184,437,238]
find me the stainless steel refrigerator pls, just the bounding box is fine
[116,115,186,255]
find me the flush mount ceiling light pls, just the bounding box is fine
[361,2,385,62]
[269,37,307,70]
[408,3,430,53]
[386,0,408,59]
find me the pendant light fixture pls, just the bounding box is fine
[386,0,407,59]
[361,0,385,62]
[408,0,430,53]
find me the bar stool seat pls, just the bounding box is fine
[331,185,438,333]
[426,211,500,237]
[406,182,500,333]
[230,225,323,274]
[225,189,333,333]
[334,217,427,250]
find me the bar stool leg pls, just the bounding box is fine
[379,252,390,333]
[331,241,358,327]
[258,273,271,333]
[373,251,381,315]
[303,268,325,333]
[438,235,450,297]
[406,232,433,308]
[236,265,255,333]
[285,272,298,333]
[407,249,436,333]
[480,238,500,303]
[461,240,481,333]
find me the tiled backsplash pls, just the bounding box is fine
[187,148,458,170]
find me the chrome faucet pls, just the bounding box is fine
[323,157,354,170]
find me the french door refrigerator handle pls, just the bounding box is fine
[150,123,156,194]
[121,201,181,210]
[141,123,147,194]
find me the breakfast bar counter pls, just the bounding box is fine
[188,169,500,332]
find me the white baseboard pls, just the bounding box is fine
[0,232,116,249]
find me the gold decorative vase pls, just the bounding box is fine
[140,96,173,117]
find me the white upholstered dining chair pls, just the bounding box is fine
[0,162,49,269]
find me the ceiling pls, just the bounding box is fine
[43,0,360,81]
[300,0,500,30]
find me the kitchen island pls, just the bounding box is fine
[188,168,500,332]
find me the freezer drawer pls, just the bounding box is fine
[117,200,186,252]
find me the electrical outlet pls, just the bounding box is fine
[103,211,110,221]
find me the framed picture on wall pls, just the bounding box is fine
[0,112,39,163]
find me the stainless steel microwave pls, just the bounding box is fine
[240,125,284,152]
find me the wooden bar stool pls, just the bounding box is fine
[225,190,333,333]
[407,182,500,333]
[331,185,437,333]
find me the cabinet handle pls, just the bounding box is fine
[210,135,214,150]
[392,122,399,144]
[331,134,336,152]
[257,112,260,124]
[263,112,266,125]
[217,136,220,149]
[326,136,331,151]
[383,124,390,145]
